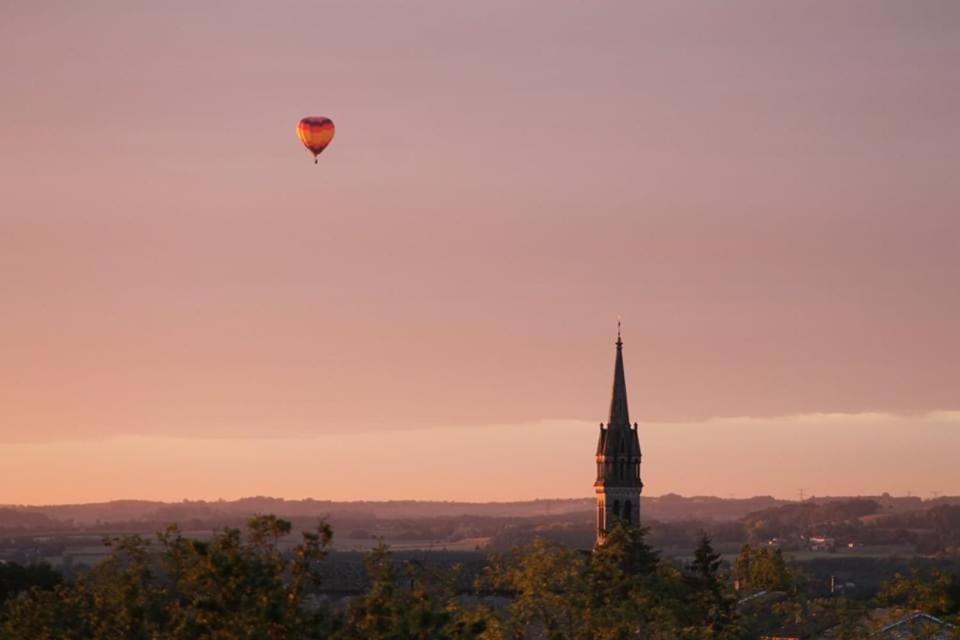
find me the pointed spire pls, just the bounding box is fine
[608,324,630,426]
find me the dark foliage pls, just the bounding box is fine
[3,515,959,639]
[0,562,61,607]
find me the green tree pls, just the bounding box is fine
[483,537,589,639]
[335,541,498,640]
[734,544,790,593]
[592,522,660,579]
[690,534,722,584]
[1,515,332,640]
[878,568,960,618]
[159,514,332,639]
[734,543,752,590]
[487,523,740,639]
[0,515,853,640]
[0,562,61,608]
[686,534,738,639]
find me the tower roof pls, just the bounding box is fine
[608,328,630,427]
[598,324,641,463]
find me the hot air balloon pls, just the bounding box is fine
[297,116,335,164]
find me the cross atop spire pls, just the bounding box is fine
[608,325,629,426]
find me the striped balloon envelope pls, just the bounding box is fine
[297,117,335,164]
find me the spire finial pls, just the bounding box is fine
[617,316,622,347]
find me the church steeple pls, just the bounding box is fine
[594,325,643,545]
[608,326,630,427]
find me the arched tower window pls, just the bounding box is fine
[624,500,632,524]
[612,500,620,518]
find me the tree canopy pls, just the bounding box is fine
[2,515,958,639]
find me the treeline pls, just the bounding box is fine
[2,515,960,639]
[879,505,960,554]
[0,495,797,531]
[0,498,598,529]
[741,499,882,541]
[742,501,960,553]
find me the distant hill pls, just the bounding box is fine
[4,493,953,534]
[737,496,960,555]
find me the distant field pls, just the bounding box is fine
[330,536,491,552]
[785,545,918,561]
[708,544,922,565]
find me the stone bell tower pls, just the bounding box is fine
[594,326,643,545]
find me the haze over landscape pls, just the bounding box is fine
[4,4,960,639]
[2,0,958,505]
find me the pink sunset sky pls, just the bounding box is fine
[1,1,958,504]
